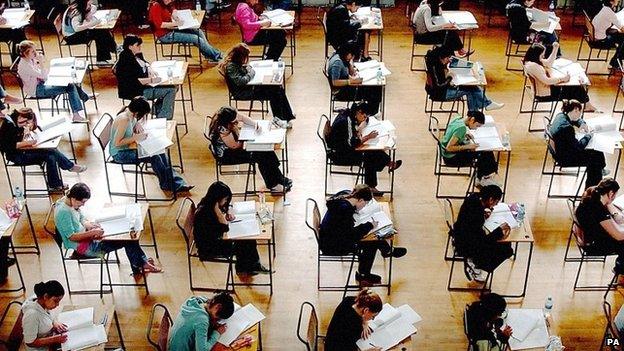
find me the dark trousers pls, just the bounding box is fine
[472,242,513,272]
[331,150,390,188]
[549,86,589,103]
[123,0,149,25]
[0,237,10,282]
[334,86,383,115]
[598,30,624,67]
[416,30,464,52]
[443,151,498,179]
[250,29,287,61]
[64,29,117,61]
[559,149,606,188]
[221,148,285,188]
[251,85,295,121]
[0,28,26,60]
[199,239,261,272]
[587,238,624,272]
[357,240,391,275]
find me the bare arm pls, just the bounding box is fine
[445,135,477,152]
[221,130,243,149]
[600,218,624,241]
[113,118,144,148]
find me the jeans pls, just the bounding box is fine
[94,240,148,273]
[8,150,75,188]
[64,29,117,61]
[549,85,589,104]
[112,149,186,192]
[558,149,606,188]
[36,82,89,113]
[249,29,287,61]
[599,30,624,67]
[446,86,491,111]
[159,29,222,61]
[220,148,285,189]
[0,237,10,281]
[142,86,177,120]
[416,30,463,51]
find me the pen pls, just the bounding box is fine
[100,313,108,325]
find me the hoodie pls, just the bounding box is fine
[168,296,219,351]
[319,197,373,255]
[21,296,54,351]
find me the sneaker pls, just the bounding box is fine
[282,177,293,192]
[380,247,407,258]
[49,184,69,193]
[138,24,150,29]
[69,165,87,173]
[355,271,382,285]
[72,114,88,123]
[472,269,489,283]
[286,120,294,129]
[475,176,501,188]
[236,270,259,276]
[485,101,505,111]
[177,185,195,193]
[272,117,288,129]
[603,168,611,176]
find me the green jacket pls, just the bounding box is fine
[168,296,220,351]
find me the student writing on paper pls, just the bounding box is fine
[168,293,253,351]
[320,185,407,286]
[148,0,223,62]
[425,46,504,112]
[549,100,607,188]
[54,183,164,273]
[325,289,383,351]
[576,179,624,274]
[440,111,500,187]
[0,108,87,192]
[466,293,512,351]
[62,0,118,65]
[109,97,192,193]
[21,281,68,351]
[590,0,624,68]
[453,185,513,282]
[194,181,270,275]
[218,44,295,128]
[411,0,471,57]
[326,0,370,60]
[522,43,599,112]
[16,40,92,122]
[234,0,286,61]
[208,106,293,193]
[327,103,402,193]
[505,0,560,56]
[327,43,382,116]
[0,1,27,61]
[114,35,178,120]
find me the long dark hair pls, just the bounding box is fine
[197,181,233,216]
[117,96,151,120]
[218,43,250,75]
[581,178,620,204]
[523,43,545,66]
[473,293,507,321]
[68,0,91,24]
[34,280,65,298]
[208,106,239,144]
[428,0,441,16]
[561,99,583,113]
[354,288,383,313]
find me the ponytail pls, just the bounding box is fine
[561,99,582,114]
[33,280,64,298]
[581,178,619,204]
[354,288,382,313]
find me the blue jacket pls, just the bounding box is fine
[168,296,220,351]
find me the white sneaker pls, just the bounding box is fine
[95,60,111,65]
[472,269,489,283]
[286,120,293,129]
[476,176,501,188]
[272,117,288,129]
[485,101,505,111]
[69,165,87,173]
[603,168,611,176]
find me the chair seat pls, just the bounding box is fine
[587,39,616,50]
[534,95,557,103]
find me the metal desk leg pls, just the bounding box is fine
[390,149,396,201]
[387,238,393,295]
[114,310,126,350]
[614,148,622,181]
[501,150,511,202]
[147,208,159,259]
[175,125,184,173]
[0,239,25,293]
[267,239,273,295]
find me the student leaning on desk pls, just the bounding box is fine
[0,107,87,192]
[465,293,512,351]
[21,280,68,351]
[506,0,560,55]
[326,0,370,61]
[234,0,287,61]
[411,0,471,57]
[168,293,253,351]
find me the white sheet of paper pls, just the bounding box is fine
[354,61,392,82]
[227,214,260,239]
[248,60,280,85]
[484,203,519,232]
[0,209,12,233]
[233,201,256,215]
[33,120,73,145]
[58,307,94,331]
[356,315,417,351]
[507,309,549,350]
[263,9,294,26]
[432,11,478,29]
[218,304,265,346]
[175,9,200,29]
[61,324,107,351]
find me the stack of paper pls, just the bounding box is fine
[432,11,478,29]
[483,203,520,233]
[356,304,422,351]
[228,201,260,239]
[551,59,589,86]
[217,304,265,346]
[353,60,391,83]
[263,9,294,26]
[579,116,624,154]
[150,60,184,86]
[32,115,73,145]
[450,66,479,86]
[3,8,30,29]
[613,194,624,210]
[248,60,281,85]
[469,125,503,151]
[0,209,12,234]
[240,119,286,151]
[90,204,143,237]
[506,309,549,350]
[137,118,173,158]
[354,199,393,232]
[361,117,396,147]
[174,9,200,30]
[58,307,108,351]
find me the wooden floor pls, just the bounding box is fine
[0,2,621,349]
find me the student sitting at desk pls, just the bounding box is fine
[235,0,287,61]
[148,0,222,63]
[54,182,163,273]
[110,96,192,193]
[425,45,504,112]
[21,280,68,351]
[411,0,471,57]
[62,0,118,65]
[114,34,177,120]
[327,42,382,116]
[575,178,624,274]
[327,102,402,193]
[194,181,270,275]
[549,99,607,188]
[168,293,253,351]
[324,288,383,351]
[219,43,295,128]
[440,111,499,187]
[320,185,407,286]
[326,0,370,61]
[523,43,599,112]
[506,0,560,55]
[16,40,91,123]
[208,106,293,193]
[0,108,87,192]
[466,293,512,351]
[453,185,513,282]
[591,0,624,69]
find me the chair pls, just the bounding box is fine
[425,70,465,131]
[463,305,474,351]
[1,151,53,199]
[409,28,442,72]
[576,10,616,75]
[10,59,63,116]
[149,20,204,73]
[232,15,267,60]
[296,302,325,351]
[612,61,624,128]
[440,198,456,261]
[504,23,534,71]
[601,300,623,350]
[218,69,270,119]
[305,198,357,294]
[429,116,476,199]
[202,115,257,199]
[518,73,558,132]
[541,116,587,199]
[316,7,330,59]
[146,303,174,351]
[563,199,616,291]
[316,114,363,196]
[323,58,363,115]
[51,7,96,68]
[175,197,236,292]
[0,300,23,351]
[205,0,232,28]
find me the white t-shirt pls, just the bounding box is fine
[591,6,623,40]
[21,296,55,351]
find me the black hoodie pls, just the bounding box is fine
[319,197,373,255]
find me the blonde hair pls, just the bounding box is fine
[18,40,36,58]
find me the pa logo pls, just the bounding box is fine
[606,337,620,346]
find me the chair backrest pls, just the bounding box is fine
[583,10,597,41]
[463,304,474,345]
[146,303,173,351]
[305,198,321,244]
[429,116,445,160]
[43,203,64,250]
[316,114,332,154]
[93,113,114,152]
[440,199,455,231]
[297,302,320,351]
[567,198,587,248]
[604,300,623,350]
[175,197,197,252]
[316,7,328,35]
[0,301,23,351]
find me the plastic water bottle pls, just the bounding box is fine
[502,131,510,148]
[24,1,30,11]
[543,296,553,318]
[376,67,383,84]
[14,186,24,211]
[71,68,77,83]
[548,0,555,11]
[195,0,202,11]
[167,66,174,82]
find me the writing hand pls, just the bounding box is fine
[369,218,379,229]
[216,323,227,334]
[226,213,236,222]
[53,333,68,344]
[366,130,379,140]
[484,208,492,219]
[90,228,104,240]
[499,222,511,236]
[231,334,253,350]
[464,143,478,150]
[361,324,373,339]
[134,133,148,142]
[501,325,513,337]
[53,321,68,333]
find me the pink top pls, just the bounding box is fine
[235,2,263,43]
[17,57,48,98]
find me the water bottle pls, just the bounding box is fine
[14,186,24,211]
[548,0,555,11]
[259,191,266,211]
[195,0,202,11]
[376,67,383,84]
[502,131,510,148]
[167,66,174,82]
[24,1,30,11]
[543,296,553,318]
[71,68,78,83]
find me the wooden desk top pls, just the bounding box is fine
[356,9,384,31]
[169,9,205,29]
[150,61,189,87]
[45,58,88,86]
[361,202,393,241]
[92,9,121,30]
[265,10,295,30]
[61,304,115,351]
[0,9,34,29]
[499,215,534,243]
[389,335,413,350]
[99,203,149,242]
[236,323,260,350]
[223,202,274,241]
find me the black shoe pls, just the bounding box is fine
[283,178,293,192]
[381,247,407,258]
[388,160,403,172]
[236,270,259,276]
[355,272,382,284]
[360,56,372,62]
[6,258,15,267]
[177,185,195,193]
[251,264,272,275]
